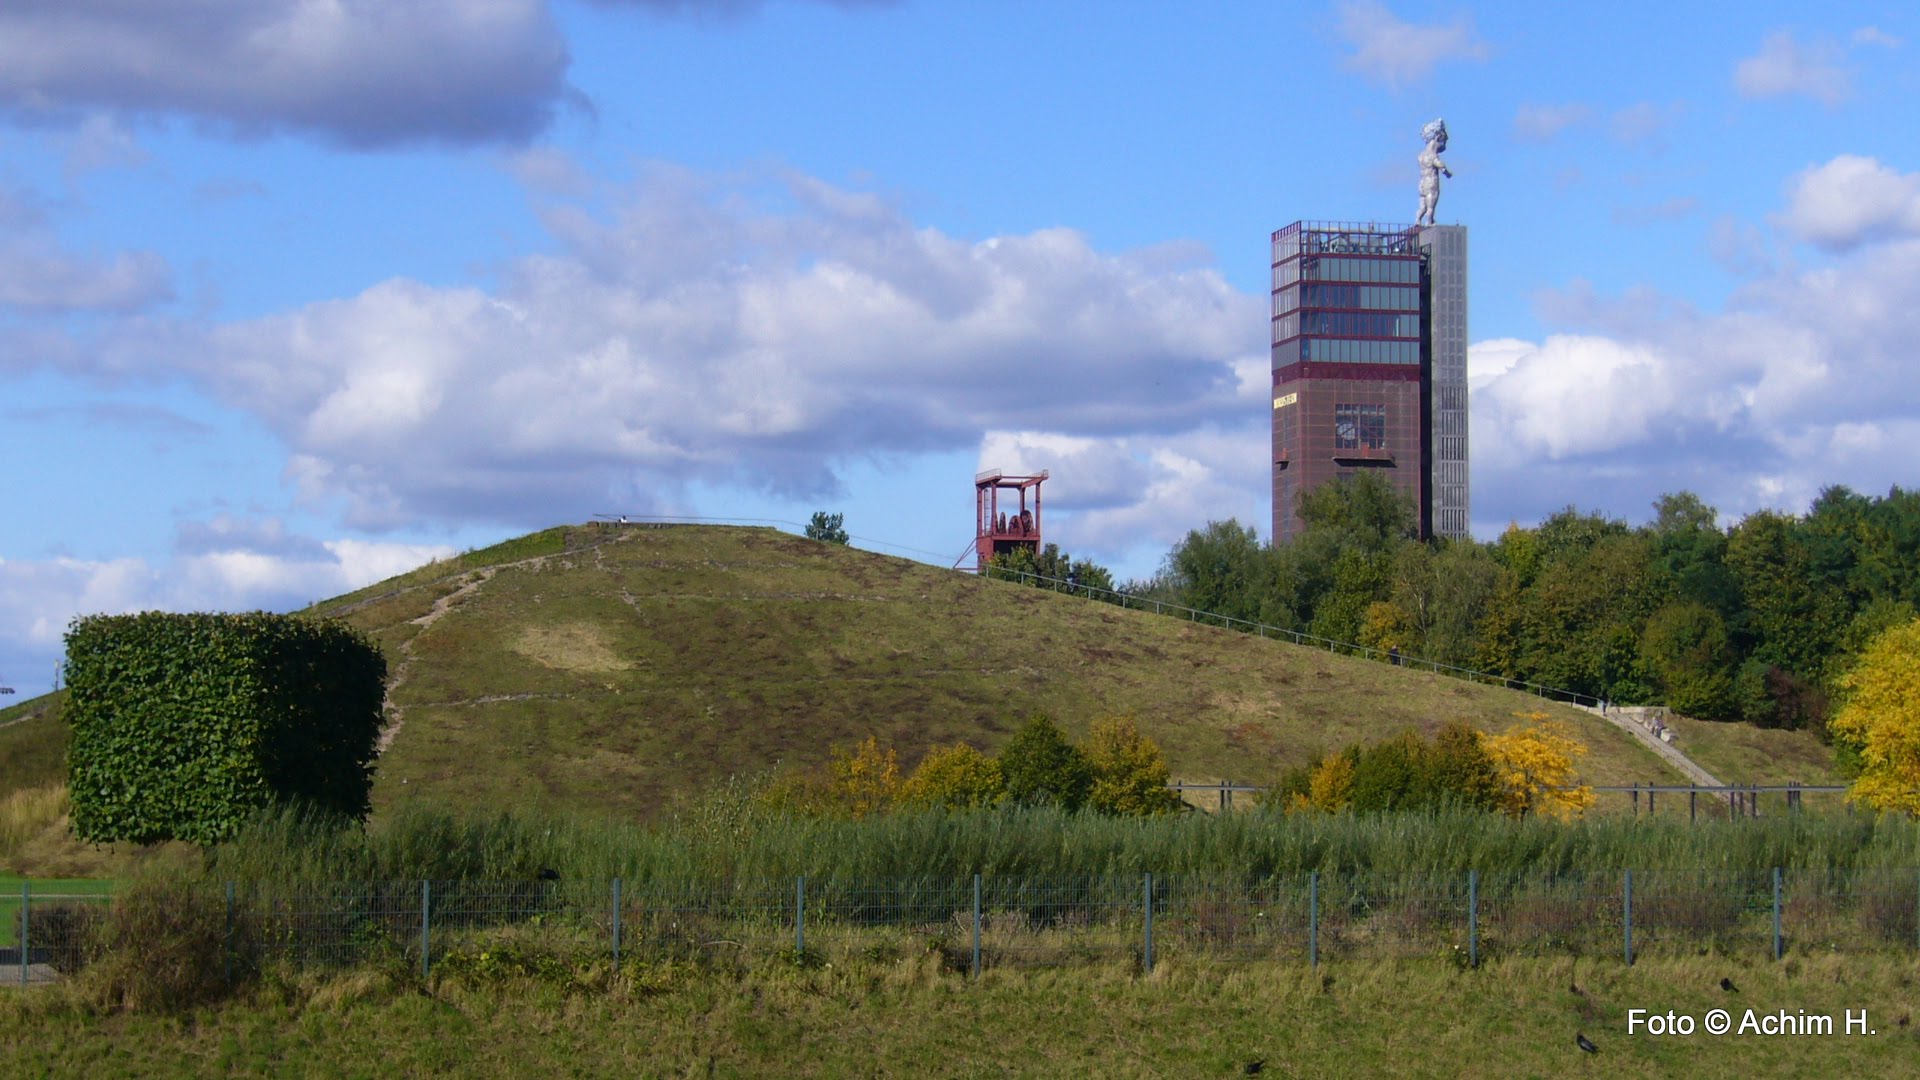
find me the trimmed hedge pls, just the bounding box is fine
[64,612,387,844]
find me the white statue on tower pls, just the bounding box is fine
[1416,118,1451,227]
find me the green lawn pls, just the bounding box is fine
[3,953,1916,1077]
[0,876,114,948]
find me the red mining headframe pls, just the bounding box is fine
[973,468,1048,571]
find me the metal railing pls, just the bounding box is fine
[1166,781,1856,820]
[977,564,1601,707]
[13,869,1920,985]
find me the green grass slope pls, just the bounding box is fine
[0,691,67,792]
[303,522,1685,821]
[0,523,1733,827]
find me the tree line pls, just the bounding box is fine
[1019,475,1919,738]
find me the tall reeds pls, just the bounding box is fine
[195,793,1920,891]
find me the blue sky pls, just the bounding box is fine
[4,1,1919,697]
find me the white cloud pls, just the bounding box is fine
[0,1,572,148]
[0,178,175,319]
[1513,103,1590,142]
[1609,101,1683,148]
[1776,155,1920,250]
[1468,216,1920,531]
[80,166,1261,532]
[1611,196,1700,227]
[585,0,897,16]
[60,113,148,177]
[1473,335,1689,462]
[980,424,1269,572]
[1334,1,1489,88]
[0,246,171,313]
[1734,31,1851,106]
[1851,26,1902,49]
[0,524,452,696]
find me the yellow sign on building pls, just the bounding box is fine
[1272,392,1298,411]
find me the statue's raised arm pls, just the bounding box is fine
[1417,118,1451,227]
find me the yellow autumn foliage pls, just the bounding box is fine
[825,734,901,819]
[1286,751,1357,814]
[900,742,1005,810]
[1083,716,1180,816]
[1479,714,1594,820]
[1829,618,1920,816]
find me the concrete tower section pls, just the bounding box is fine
[1421,224,1470,540]
[1269,220,1469,544]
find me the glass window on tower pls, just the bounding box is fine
[1334,403,1386,450]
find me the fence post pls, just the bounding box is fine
[1142,874,1154,974]
[419,880,432,981]
[1690,790,1697,824]
[1623,870,1634,966]
[1309,872,1319,968]
[18,879,26,987]
[225,880,235,986]
[1468,870,1478,969]
[971,874,982,979]
[795,876,806,956]
[612,878,622,972]
[1772,867,1783,961]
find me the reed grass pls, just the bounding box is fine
[198,786,1920,892]
[0,782,69,864]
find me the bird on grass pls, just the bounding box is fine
[538,867,561,882]
[1243,1059,1265,1075]
[1720,977,1739,993]
[1576,1033,1599,1054]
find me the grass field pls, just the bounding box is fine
[322,523,1692,822]
[3,952,1915,1077]
[0,874,113,948]
[0,523,1840,829]
[1663,714,1843,788]
[0,691,66,794]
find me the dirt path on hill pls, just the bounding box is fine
[375,546,574,755]
[376,566,498,754]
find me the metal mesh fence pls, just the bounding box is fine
[10,869,1920,985]
[12,891,114,983]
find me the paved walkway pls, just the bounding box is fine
[1572,704,1722,787]
[0,950,60,987]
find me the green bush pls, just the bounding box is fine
[996,714,1092,811]
[84,875,254,1012]
[1083,716,1180,816]
[1306,723,1503,815]
[65,612,387,845]
[900,743,1005,810]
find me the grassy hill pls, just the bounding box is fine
[0,691,66,791]
[322,522,1694,819]
[6,522,1836,831]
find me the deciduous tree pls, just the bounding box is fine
[1083,716,1180,816]
[997,714,1093,811]
[1828,618,1920,815]
[1479,715,1595,820]
[900,743,1005,810]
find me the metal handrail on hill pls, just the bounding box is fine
[974,565,1601,708]
[597,517,1606,712]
